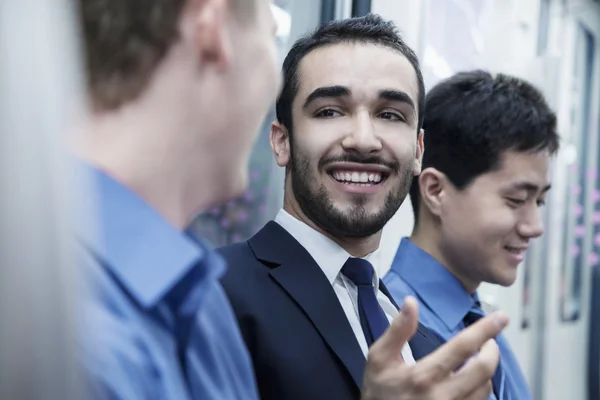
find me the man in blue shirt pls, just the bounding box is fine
[383,70,560,400]
[72,0,281,398]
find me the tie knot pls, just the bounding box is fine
[342,258,374,286]
[464,301,485,326]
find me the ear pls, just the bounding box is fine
[418,167,446,218]
[190,0,231,71]
[413,129,424,176]
[270,121,291,167]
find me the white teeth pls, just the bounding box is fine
[332,170,384,184]
[370,174,382,183]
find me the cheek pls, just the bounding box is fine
[447,205,517,248]
[293,122,343,161]
[385,137,417,163]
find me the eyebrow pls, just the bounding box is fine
[510,182,552,193]
[301,86,417,114]
[378,89,416,114]
[303,86,351,109]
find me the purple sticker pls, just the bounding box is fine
[574,204,584,217]
[595,233,600,247]
[590,252,599,268]
[236,210,249,223]
[587,169,598,180]
[594,211,600,224]
[572,185,582,196]
[593,189,600,203]
[571,244,580,256]
[243,190,254,201]
[575,225,587,237]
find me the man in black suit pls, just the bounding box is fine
[220,14,508,400]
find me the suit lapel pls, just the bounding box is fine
[249,222,365,388]
[379,280,400,308]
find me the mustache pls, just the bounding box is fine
[318,154,400,172]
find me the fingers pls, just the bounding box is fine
[413,311,508,381]
[440,338,500,399]
[463,380,494,400]
[367,296,419,370]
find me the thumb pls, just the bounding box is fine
[368,296,419,368]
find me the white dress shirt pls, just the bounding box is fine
[275,209,415,364]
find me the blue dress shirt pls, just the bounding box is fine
[73,161,259,399]
[383,238,532,400]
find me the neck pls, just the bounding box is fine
[283,193,381,258]
[410,220,479,293]
[71,62,228,229]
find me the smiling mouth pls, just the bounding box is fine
[505,246,526,253]
[329,170,388,187]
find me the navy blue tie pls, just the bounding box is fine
[464,300,507,400]
[341,258,389,347]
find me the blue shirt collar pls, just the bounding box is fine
[71,159,220,309]
[390,237,477,331]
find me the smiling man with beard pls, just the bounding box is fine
[219,14,509,400]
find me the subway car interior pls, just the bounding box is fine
[1,0,599,399]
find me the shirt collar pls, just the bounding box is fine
[274,209,382,288]
[71,159,220,309]
[390,237,476,330]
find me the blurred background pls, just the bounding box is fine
[1,0,599,399]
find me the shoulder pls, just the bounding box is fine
[217,241,272,305]
[78,261,160,399]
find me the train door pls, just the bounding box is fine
[536,1,600,399]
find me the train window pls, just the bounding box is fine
[559,24,596,322]
[188,0,319,247]
[537,0,551,56]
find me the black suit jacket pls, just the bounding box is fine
[219,221,444,400]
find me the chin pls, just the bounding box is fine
[214,170,249,205]
[492,270,518,287]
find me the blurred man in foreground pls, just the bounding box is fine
[72,0,280,398]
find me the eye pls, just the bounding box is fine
[537,199,546,207]
[507,198,526,207]
[315,108,342,118]
[379,111,405,121]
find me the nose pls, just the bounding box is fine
[518,206,545,239]
[340,110,383,154]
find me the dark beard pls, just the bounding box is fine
[290,147,414,239]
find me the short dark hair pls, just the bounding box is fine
[410,70,560,224]
[78,0,252,111]
[275,13,425,136]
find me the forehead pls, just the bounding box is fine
[295,42,419,106]
[475,150,551,188]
